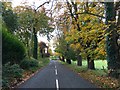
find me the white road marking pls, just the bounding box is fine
[55,69,58,75]
[55,63,59,90]
[56,79,59,90]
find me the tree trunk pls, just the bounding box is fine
[117,10,120,25]
[47,47,48,54]
[117,10,120,67]
[33,27,38,59]
[105,2,120,68]
[41,54,44,58]
[59,56,61,60]
[105,2,120,77]
[61,56,65,62]
[77,55,82,66]
[87,55,95,70]
[66,58,71,64]
[26,39,30,59]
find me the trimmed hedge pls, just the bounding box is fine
[2,29,26,64]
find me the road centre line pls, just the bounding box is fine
[55,63,59,89]
[55,69,58,75]
[56,79,59,90]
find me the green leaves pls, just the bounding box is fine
[2,62,24,88]
[2,9,18,33]
[2,29,25,64]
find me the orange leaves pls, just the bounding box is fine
[76,43,81,49]
[54,2,107,60]
[96,47,106,56]
[79,16,106,59]
[70,43,82,50]
[70,43,74,47]
[65,26,79,43]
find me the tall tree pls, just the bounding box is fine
[32,1,53,59]
[66,0,82,66]
[14,5,34,58]
[65,1,106,69]
[105,1,120,77]
[14,2,53,59]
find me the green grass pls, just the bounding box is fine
[60,60,108,77]
[72,60,108,76]
[72,60,107,70]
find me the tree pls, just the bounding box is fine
[105,1,120,77]
[65,0,82,66]
[32,1,54,59]
[55,36,75,64]
[54,13,73,64]
[55,36,67,62]
[64,1,106,69]
[14,2,53,59]
[2,2,18,33]
[51,0,120,72]
[14,5,34,58]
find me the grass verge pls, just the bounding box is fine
[60,60,120,89]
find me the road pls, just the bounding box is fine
[16,60,98,89]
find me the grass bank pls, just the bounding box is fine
[60,60,119,89]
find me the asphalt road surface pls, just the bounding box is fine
[17,60,98,89]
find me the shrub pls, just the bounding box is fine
[20,59,30,69]
[20,58,39,70]
[29,60,39,67]
[2,29,26,64]
[2,62,23,88]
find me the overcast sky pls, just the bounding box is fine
[12,0,48,7]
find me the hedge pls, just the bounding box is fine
[2,29,25,64]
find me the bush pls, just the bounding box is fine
[2,29,26,64]
[20,59,30,69]
[2,62,23,88]
[29,60,39,67]
[20,58,39,70]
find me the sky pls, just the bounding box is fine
[12,0,48,8]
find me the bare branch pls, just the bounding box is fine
[65,0,81,31]
[35,1,49,11]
